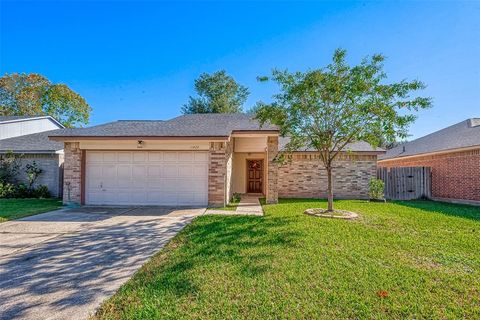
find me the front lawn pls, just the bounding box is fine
[95,199,480,319]
[0,198,63,222]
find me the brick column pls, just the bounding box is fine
[266,136,279,204]
[208,142,228,207]
[63,142,83,205]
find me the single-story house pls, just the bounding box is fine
[0,116,65,197]
[49,114,384,206]
[378,118,480,205]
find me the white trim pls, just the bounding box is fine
[378,145,480,163]
[0,116,65,128]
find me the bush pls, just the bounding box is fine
[15,183,32,198]
[369,178,385,200]
[25,161,43,190]
[34,185,51,198]
[0,181,16,198]
[0,151,21,184]
[232,192,241,203]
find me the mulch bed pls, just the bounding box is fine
[304,208,359,220]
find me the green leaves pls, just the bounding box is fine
[255,49,432,210]
[0,73,91,127]
[182,70,249,114]
[256,49,432,158]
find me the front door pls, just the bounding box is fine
[247,160,263,193]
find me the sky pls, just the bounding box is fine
[0,0,479,139]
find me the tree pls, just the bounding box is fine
[255,49,431,211]
[182,70,249,114]
[0,73,91,127]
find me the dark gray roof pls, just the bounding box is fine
[49,113,278,138]
[0,130,64,153]
[279,137,384,153]
[379,118,480,160]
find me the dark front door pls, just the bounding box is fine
[247,160,263,193]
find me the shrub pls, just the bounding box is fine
[0,181,16,198]
[15,183,32,198]
[232,192,241,203]
[25,161,43,190]
[369,178,385,200]
[0,151,22,184]
[34,185,51,198]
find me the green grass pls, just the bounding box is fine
[0,198,63,222]
[95,199,480,319]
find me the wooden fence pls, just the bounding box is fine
[377,167,432,200]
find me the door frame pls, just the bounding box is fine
[245,158,264,194]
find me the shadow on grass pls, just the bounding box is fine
[393,200,480,221]
[113,214,305,303]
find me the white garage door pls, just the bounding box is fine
[85,151,209,206]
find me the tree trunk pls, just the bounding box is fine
[326,166,334,211]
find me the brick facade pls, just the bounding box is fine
[378,148,480,203]
[278,153,377,199]
[208,141,233,206]
[62,142,83,205]
[266,136,279,203]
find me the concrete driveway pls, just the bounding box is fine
[0,206,205,320]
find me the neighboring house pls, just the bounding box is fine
[0,116,65,197]
[378,118,480,205]
[49,113,384,206]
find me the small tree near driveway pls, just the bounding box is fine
[255,49,432,211]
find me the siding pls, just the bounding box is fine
[0,118,61,140]
[14,153,64,197]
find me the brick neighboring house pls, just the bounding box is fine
[0,116,65,197]
[48,114,384,207]
[378,118,480,205]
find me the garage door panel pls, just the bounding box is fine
[117,165,132,178]
[163,165,178,177]
[178,165,193,177]
[87,152,104,162]
[194,152,208,161]
[133,152,147,162]
[163,152,178,162]
[132,166,147,177]
[103,153,116,162]
[146,180,167,189]
[147,165,162,177]
[178,152,195,161]
[102,166,116,178]
[147,152,163,162]
[86,151,208,206]
[193,165,208,177]
[117,152,132,162]
[88,179,102,188]
[87,192,104,204]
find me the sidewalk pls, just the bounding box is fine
[205,195,264,216]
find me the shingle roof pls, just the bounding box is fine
[49,113,278,138]
[379,118,480,160]
[0,130,64,153]
[279,137,384,153]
